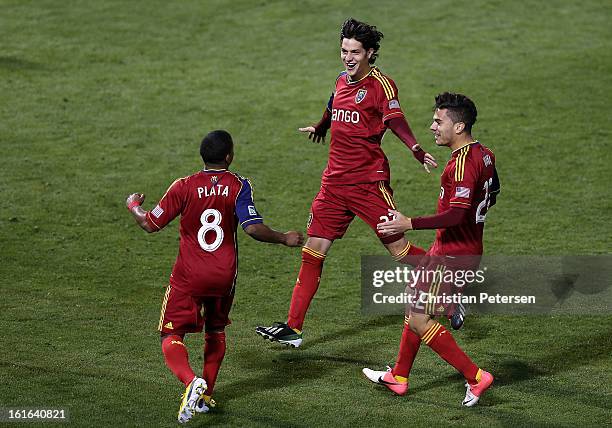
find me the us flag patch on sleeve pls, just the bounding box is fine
[151,205,164,218]
[455,187,471,198]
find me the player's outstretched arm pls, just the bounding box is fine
[126,193,155,233]
[387,117,438,173]
[377,208,469,235]
[298,107,332,144]
[244,223,304,247]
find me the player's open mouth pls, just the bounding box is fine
[346,62,356,71]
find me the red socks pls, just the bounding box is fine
[287,248,326,330]
[392,316,421,379]
[161,335,195,386]
[393,242,426,266]
[422,322,479,383]
[392,319,480,384]
[161,332,228,395]
[202,331,226,396]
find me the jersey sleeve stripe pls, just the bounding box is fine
[240,217,263,226]
[372,69,396,99]
[380,76,396,98]
[460,149,468,180]
[160,177,184,200]
[146,212,162,230]
[373,75,393,100]
[382,111,404,121]
[455,147,469,181]
[449,201,471,209]
[246,178,256,200]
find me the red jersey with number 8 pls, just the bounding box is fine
[430,142,496,256]
[145,169,263,297]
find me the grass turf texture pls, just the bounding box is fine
[1,0,611,426]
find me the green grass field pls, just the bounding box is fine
[1,0,611,426]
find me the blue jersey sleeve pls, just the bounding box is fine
[235,177,264,229]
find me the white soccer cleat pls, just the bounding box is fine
[177,377,207,423]
[362,366,392,384]
[362,366,408,395]
[462,370,494,407]
[194,395,216,414]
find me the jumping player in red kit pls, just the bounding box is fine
[256,18,438,347]
[363,92,500,407]
[126,130,303,424]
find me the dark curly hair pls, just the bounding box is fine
[434,92,478,133]
[340,18,384,64]
[200,130,233,164]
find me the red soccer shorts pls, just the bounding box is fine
[158,285,234,335]
[307,181,403,244]
[408,255,480,316]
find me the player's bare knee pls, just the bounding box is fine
[408,315,430,336]
[304,237,332,255]
[385,237,407,256]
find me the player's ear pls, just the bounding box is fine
[366,48,374,60]
[225,151,234,166]
[454,122,465,134]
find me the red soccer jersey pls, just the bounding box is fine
[430,142,496,256]
[322,67,405,185]
[145,169,263,297]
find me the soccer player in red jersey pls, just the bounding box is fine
[363,92,498,406]
[126,130,303,423]
[256,18,438,347]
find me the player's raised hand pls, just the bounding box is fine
[298,126,325,144]
[126,192,145,209]
[377,209,413,235]
[422,153,438,173]
[283,231,305,247]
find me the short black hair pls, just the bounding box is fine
[434,92,478,132]
[340,18,384,64]
[200,130,233,164]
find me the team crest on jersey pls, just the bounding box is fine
[355,89,367,104]
[210,176,218,183]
